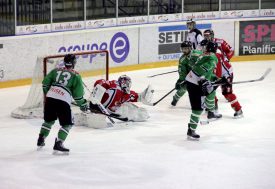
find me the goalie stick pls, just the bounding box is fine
[72,101,128,122]
[83,81,130,123]
[213,67,272,87]
[148,70,177,78]
[95,103,128,122]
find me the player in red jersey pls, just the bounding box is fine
[204,29,243,118]
[89,75,154,122]
[203,29,234,61]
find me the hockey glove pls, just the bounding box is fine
[199,78,214,96]
[139,85,154,105]
[80,100,89,112]
[175,80,185,90]
[223,75,232,85]
[213,76,231,86]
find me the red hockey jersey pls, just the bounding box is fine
[94,79,139,112]
[213,38,234,61]
[215,49,233,78]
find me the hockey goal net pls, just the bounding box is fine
[11,50,109,119]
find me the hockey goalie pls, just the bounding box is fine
[74,75,154,128]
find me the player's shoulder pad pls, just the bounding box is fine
[193,28,202,35]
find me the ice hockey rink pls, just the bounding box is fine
[0,60,275,189]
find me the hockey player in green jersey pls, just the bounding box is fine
[171,41,202,106]
[185,41,220,140]
[37,54,88,153]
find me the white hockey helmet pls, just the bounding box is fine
[187,19,196,30]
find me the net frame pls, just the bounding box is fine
[43,50,109,80]
[11,50,109,119]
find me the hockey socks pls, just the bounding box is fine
[171,88,187,106]
[57,125,72,141]
[39,121,55,137]
[205,93,216,112]
[188,110,203,130]
[187,110,203,140]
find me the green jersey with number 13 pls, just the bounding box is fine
[42,67,85,106]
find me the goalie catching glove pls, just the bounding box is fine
[138,85,154,105]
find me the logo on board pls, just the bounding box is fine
[58,32,130,63]
[157,24,211,60]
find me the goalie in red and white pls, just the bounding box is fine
[88,75,154,123]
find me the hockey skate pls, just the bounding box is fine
[234,109,243,119]
[171,97,178,106]
[53,138,69,155]
[37,134,45,150]
[207,111,222,121]
[187,128,200,140]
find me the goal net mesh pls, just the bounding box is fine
[11,50,109,119]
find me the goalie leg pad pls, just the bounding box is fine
[74,112,107,129]
[116,102,149,122]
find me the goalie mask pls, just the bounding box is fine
[180,41,192,55]
[187,19,196,30]
[118,75,132,94]
[64,54,76,68]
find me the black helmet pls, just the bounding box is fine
[181,41,192,48]
[206,41,218,53]
[180,41,192,55]
[203,29,214,40]
[64,54,76,68]
[200,39,209,47]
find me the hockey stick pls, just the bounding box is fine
[232,67,272,84]
[148,70,177,78]
[89,107,129,122]
[152,88,176,106]
[212,67,272,87]
[152,81,186,106]
[72,102,128,122]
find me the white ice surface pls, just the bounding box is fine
[1,60,275,189]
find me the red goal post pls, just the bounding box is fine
[11,50,109,119]
[43,50,109,80]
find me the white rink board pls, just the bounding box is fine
[0,28,138,81]
[0,18,272,81]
